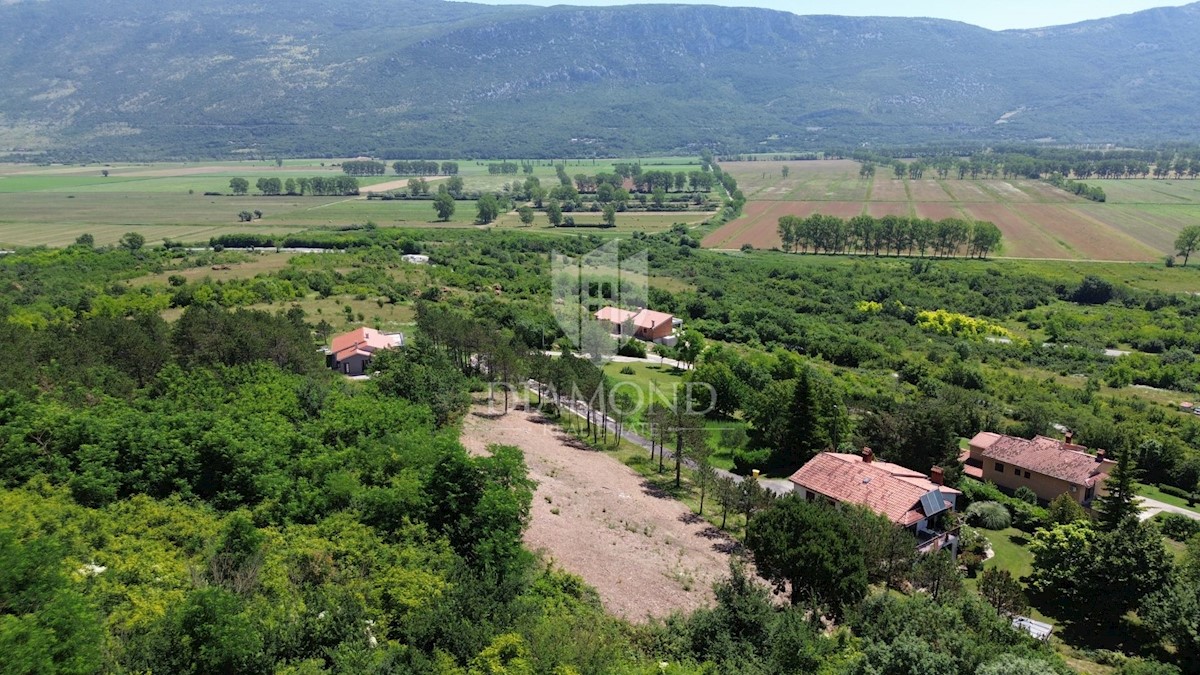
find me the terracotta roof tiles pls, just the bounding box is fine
[788,453,958,527]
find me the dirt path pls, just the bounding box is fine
[359,176,448,194]
[461,402,740,621]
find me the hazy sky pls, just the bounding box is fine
[467,0,1193,30]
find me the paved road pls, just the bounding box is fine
[542,350,690,371]
[1138,495,1200,522]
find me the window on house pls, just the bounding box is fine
[1023,471,1031,479]
[995,463,1005,472]
[1014,467,1020,476]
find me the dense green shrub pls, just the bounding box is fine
[959,479,1048,531]
[1015,486,1039,505]
[1159,484,1194,503]
[1155,512,1200,542]
[617,340,647,358]
[733,448,772,474]
[966,501,1012,530]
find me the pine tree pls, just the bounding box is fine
[1096,447,1141,531]
[785,367,818,462]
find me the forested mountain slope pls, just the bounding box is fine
[2,0,1199,158]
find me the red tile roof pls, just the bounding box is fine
[968,432,1114,486]
[330,327,403,359]
[632,308,674,330]
[788,453,959,527]
[594,307,637,324]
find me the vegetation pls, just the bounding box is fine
[4,188,1200,671]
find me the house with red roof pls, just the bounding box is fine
[788,449,961,554]
[962,431,1114,507]
[327,326,405,376]
[594,306,679,344]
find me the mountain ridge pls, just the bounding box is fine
[2,0,1199,159]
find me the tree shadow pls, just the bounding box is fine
[1008,533,1030,547]
[678,512,704,525]
[712,539,745,555]
[640,479,676,500]
[554,432,600,452]
[1026,590,1165,657]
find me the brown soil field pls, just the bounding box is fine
[460,403,742,621]
[702,200,820,248]
[959,203,1071,259]
[809,202,866,219]
[979,180,1034,203]
[868,178,909,202]
[914,203,967,221]
[866,202,911,218]
[907,180,954,202]
[1012,180,1078,203]
[1014,205,1158,261]
[713,160,1186,261]
[939,180,991,202]
[724,160,859,198]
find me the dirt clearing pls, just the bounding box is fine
[460,403,739,621]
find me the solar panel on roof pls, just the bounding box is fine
[919,489,948,517]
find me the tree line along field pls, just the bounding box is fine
[704,159,1200,261]
[0,158,710,248]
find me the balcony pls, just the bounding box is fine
[915,525,960,555]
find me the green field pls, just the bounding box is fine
[0,159,710,247]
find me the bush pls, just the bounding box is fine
[732,448,771,474]
[619,365,635,375]
[1014,486,1039,505]
[617,340,647,358]
[965,501,1012,530]
[1158,483,1194,503]
[958,478,1048,530]
[1155,512,1200,542]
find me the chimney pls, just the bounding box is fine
[1064,430,1074,445]
[1095,449,1106,463]
[861,447,874,463]
[930,466,944,486]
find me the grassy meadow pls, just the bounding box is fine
[0,158,709,247]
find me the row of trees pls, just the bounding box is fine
[850,146,1200,181]
[228,175,360,196]
[393,160,457,175]
[487,161,521,174]
[1045,172,1107,202]
[777,213,1003,258]
[340,159,387,176]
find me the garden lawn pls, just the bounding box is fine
[1136,481,1200,514]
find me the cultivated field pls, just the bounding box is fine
[704,160,1200,261]
[0,159,707,247]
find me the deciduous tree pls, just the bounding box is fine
[433,191,456,221]
[746,495,867,616]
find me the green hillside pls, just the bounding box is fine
[2,0,1200,158]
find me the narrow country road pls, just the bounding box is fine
[529,381,793,496]
[1138,495,1200,522]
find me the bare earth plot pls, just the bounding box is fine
[460,403,739,621]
